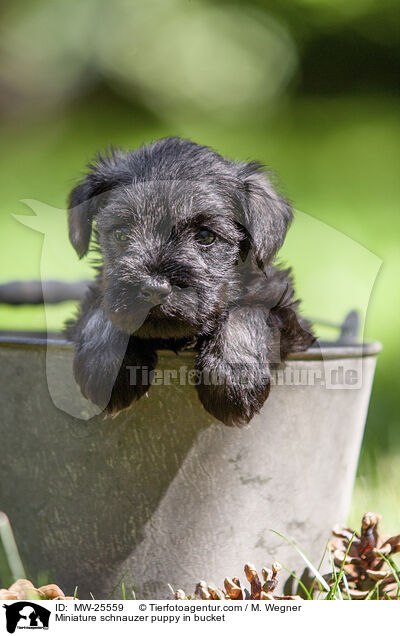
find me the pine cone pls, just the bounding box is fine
[173,562,301,601]
[0,579,77,600]
[329,512,400,599]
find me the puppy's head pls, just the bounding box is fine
[68,138,293,337]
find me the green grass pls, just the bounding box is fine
[351,452,400,532]
[0,512,26,584]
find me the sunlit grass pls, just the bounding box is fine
[351,452,400,535]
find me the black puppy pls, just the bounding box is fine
[65,137,314,426]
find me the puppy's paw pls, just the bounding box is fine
[195,363,270,427]
[104,362,154,416]
[73,346,156,416]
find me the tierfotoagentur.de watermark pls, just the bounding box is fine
[127,362,362,390]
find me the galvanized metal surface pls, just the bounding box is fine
[0,334,380,599]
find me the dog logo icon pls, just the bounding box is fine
[3,602,51,633]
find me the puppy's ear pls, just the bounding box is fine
[237,162,293,266]
[68,150,128,258]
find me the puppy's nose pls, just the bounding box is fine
[140,279,172,304]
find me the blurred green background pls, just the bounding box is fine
[0,0,399,535]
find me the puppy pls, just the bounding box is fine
[65,137,314,426]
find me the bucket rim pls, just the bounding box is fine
[0,331,382,360]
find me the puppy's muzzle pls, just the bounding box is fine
[140,278,172,305]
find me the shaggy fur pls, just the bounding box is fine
[65,137,314,426]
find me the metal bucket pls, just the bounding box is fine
[0,330,381,599]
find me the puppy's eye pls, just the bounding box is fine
[195,229,216,246]
[114,228,129,242]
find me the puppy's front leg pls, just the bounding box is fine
[68,306,157,416]
[195,308,274,427]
